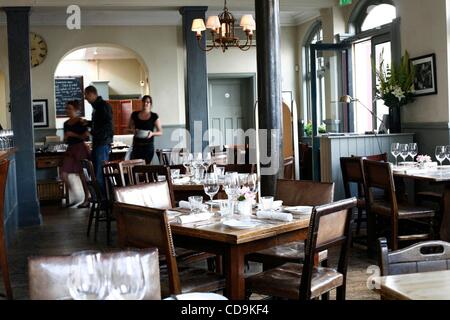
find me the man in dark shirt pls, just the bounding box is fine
[84,85,114,195]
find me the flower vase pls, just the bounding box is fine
[389,106,402,134]
[237,201,252,220]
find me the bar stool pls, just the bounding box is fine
[0,159,12,299]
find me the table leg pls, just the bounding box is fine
[440,184,450,241]
[224,245,245,300]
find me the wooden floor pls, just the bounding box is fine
[0,204,379,300]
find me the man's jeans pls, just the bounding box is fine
[91,144,111,197]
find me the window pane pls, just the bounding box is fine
[353,40,373,133]
[361,4,396,31]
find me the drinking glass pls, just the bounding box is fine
[181,153,193,176]
[107,251,146,300]
[67,251,107,300]
[203,173,220,213]
[202,152,212,171]
[445,146,450,164]
[188,196,204,214]
[399,144,409,164]
[391,143,400,166]
[260,196,274,211]
[224,172,240,214]
[170,169,180,180]
[436,146,446,166]
[409,143,418,161]
[214,165,225,177]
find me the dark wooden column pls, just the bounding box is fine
[5,7,41,227]
[255,0,283,196]
[179,7,209,153]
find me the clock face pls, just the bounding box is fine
[30,32,47,68]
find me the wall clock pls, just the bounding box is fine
[30,32,48,68]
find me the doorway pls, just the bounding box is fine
[207,76,256,147]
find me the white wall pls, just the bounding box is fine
[0,25,185,129]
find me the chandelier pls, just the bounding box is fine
[191,0,256,52]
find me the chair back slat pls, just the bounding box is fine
[102,161,123,201]
[28,248,161,300]
[300,198,357,300]
[378,237,450,276]
[81,159,104,202]
[114,181,173,210]
[276,179,335,206]
[114,203,181,294]
[119,159,146,186]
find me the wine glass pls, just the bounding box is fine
[409,143,418,162]
[391,143,400,166]
[203,173,220,213]
[399,144,409,164]
[436,146,446,167]
[181,153,193,176]
[445,146,450,164]
[107,251,146,300]
[67,251,107,300]
[202,152,212,171]
[223,172,240,215]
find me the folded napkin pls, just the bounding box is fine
[174,212,213,225]
[179,201,207,211]
[256,211,293,222]
[172,177,191,184]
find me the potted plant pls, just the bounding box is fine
[375,50,415,133]
[236,186,256,219]
[304,121,327,137]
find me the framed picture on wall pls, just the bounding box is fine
[32,99,49,128]
[410,53,438,96]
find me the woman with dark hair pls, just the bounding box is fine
[129,95,163,163]
[61,100,91,208]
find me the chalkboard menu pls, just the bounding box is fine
[55,76,85,117]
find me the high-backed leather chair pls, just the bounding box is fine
[247,180,335,269]
[378,237,450,276]
[28,249,161,300]
[132,165,175,207]
[246,198,357,300]
[114,203,225,297]
[363,160,435,250]
[119,159,146,186]
[114,181,173,210]
[0,159,12,299]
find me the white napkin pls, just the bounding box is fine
[256,211,293,222]
[179,201,207,211]
[173,177,191,184]
[174,212,213,225]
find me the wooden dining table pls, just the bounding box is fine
[393,167,450,241]
[169,209,311,300]
[374,270,450,300]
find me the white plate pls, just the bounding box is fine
[437,165,450,170]
[164,293,228,300]
[222,219,258,230]
[135,129,150,139]
[284,206,313,215]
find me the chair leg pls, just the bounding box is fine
[391,218,399,251]
[207,256,215,272]
[86,203,95,237]
[94,204,100,242]
[0,236,13,300]
[356,208,363,235]
[336,285,346,301]
[215,255,222,274]
[106,207,111,246]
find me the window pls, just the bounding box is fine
[361,4,396,31]
[303,21,325,132]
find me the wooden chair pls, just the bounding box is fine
[363,160,436,251]
[283,156,295,180]
[246,198,357,300]
[300,143,313,180]
[247,180,335,270]
[81,159,109,244]
[132,165,176,208]
[114,203,225,297]
[156,149,171,165]
[102,161,124,245]
[119,159,146,186]
[169,164,187,175]
[0,160,12,299]
[378,237,450,276]
[28,249,161,300]
[353,153,388,162]
[214,164,255,174]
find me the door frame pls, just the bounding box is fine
[207,73,257,146]
[310,43,352,181]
